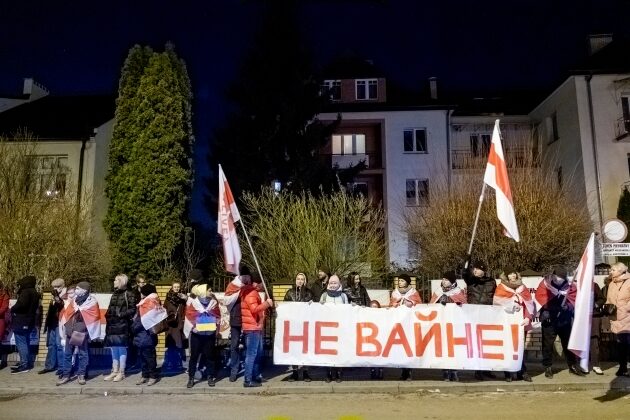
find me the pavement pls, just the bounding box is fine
[1,362,630,396]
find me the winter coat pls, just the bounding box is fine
[104,288,137,347]
[224,278,243,327]
[606,272,630,334]
[164,290,186,348]
[390,287,422,307]
[0,289,10,340]
[463,270,496,305]
[535,276,576,329]
[11,276,41,331]
[344,284,370,307]
[283,285,315,303]
[310,281,325,302]
[44,295,64,332]
[131,314,158,348]
[240,285,270,332]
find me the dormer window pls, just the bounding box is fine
[356,79,378,100]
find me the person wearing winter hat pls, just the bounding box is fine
[431,271,466,382]
[535,266,581,379]
[319,274,349,382]
[494,268,534,382]
[463,260,497,380]
[39,278,66,375]
[10,275,41,374]
[184,284,221,388]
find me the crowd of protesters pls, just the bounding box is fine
[0,260,629,387]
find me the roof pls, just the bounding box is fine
[570,38,630,75]
[0,95,115,140]
[450,91,547,116]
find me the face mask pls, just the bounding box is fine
[199,296,210,304]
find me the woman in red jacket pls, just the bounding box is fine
[240,276,273,388]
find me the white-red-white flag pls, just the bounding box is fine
[218,164,242,275]
[568,233,595,371]
[137,293,167,330]
[483,119,520,241]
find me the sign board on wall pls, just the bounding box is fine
[602,242,630,256]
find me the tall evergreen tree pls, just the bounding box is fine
[105,46,193,278]
[208,0,355,209]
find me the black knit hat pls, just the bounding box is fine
[141,284,157,296]
[473,260,488,271]
[553,266,568,280]
[442,271,457,284]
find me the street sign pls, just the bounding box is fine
[601,242,630,256]
[603,219,628,243]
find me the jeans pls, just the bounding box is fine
[44,327,64,372]
[138,346,158,379]
[110,346,128,371]
[188,333,216,379]
[63,340,88,377]
[13,328,33,368]
[243,330,263,383]
[229,326,242,375]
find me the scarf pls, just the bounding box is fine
[183,296,221,338]
[137,293,167,330]
[71,294,101,340]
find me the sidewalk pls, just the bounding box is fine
[1,363,629,396]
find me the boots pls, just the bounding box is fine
[113,371,125,382]
[103,369,118,381]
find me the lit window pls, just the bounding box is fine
[332,134,366,155]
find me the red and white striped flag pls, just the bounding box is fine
[483,119,520,241]
[73,295,101,340]
[218,164,242,274]
[569,233,595,371]
[137,293,167,330]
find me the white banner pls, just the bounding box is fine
[274,303,524,371]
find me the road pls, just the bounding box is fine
[0,390,629,420]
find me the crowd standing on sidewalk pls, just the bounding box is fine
[0,261,629,387]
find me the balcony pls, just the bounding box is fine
[452,147,539,170]
[615,116,630,141]
[320,152,383,170]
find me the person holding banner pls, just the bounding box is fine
[494,268,534,382]
[0,283,10,370]
[430,271,466,382]
[535,268,582,378]
[344,272,371,307]
[184,284,221,388]
[284,272,314,382]
[320,275,349,382]
[241,276,273,388]
[605,262,630,377]
[389,274,421,381]
[310,269,330,302]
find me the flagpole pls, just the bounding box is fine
[465,182,487,269]
[237,219,271,299]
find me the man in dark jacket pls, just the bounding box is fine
[463,261,497,380]
[11,275,41,374]
[224,265,251,382]
[309,270,329,302]
[38,278,65,375]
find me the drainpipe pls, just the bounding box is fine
[445,109,452,191]
[585,74,605,234]
[75,137,88,234]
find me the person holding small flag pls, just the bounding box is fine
[184,284,221,388]
[132,284,166,386]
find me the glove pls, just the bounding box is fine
[558,289,568,296]
[540,311,550,321]
[520,318,531,327]
[513,304,521,313]
[437,295,449,305]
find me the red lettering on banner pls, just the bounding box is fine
[413,323,442,357]
[414,310,438,322]
[356,322,382,357]
[315,321,338,355]
[511,324,519,360]
[476,324,504,360]
[446,323,473,358]
[382,323,412,357]
[283,320,309,354]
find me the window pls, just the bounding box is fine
[549,112,559,142]
[406,179,429,206]
[321,80,341,101]
[403,129,427,153]
[332,134,366,155]
[557,166,563,188]
[348,182,368,197]
[28,155,69,198]
[356,79,378,100]
[622,96,630,133]
[470,134,491,157]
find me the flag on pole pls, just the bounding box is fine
[568,233,595,371]
[218,164,242,274]
[483,119,520,241]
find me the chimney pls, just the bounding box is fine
[429,77,438,100]
[23,78,34,95]
[587,34,613,55]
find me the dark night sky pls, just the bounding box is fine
[1,0,628,226]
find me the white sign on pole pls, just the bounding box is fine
[601,242,630,256]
